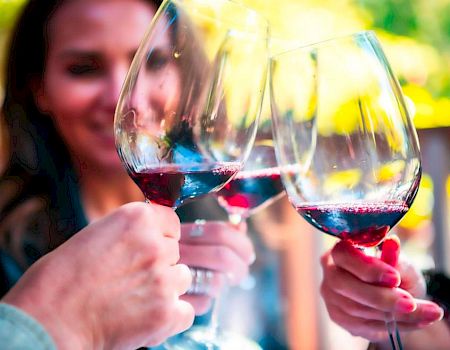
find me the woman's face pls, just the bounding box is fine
[36,0,181,171]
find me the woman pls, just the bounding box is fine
[0,0,254,315]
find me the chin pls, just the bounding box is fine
[88,154,127,173]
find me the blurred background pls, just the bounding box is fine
[1,0,449,349]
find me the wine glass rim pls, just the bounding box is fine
[270,30,377,59]
[168,0,270,36]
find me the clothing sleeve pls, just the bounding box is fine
[0,303,56,350]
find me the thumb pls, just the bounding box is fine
[380,235,401,267]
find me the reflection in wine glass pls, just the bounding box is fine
[114,0,269,349]
[270,31,421,350]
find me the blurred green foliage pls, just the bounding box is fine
[0,0,26,30]
[357,0,419,36]
[0,0,26,96]
[358,0,450,99]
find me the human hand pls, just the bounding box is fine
[320,237,444,343]
[2,202,194,350]
[178,221,255,314]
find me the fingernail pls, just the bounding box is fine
[395,295,416,313]
[379,270,400,286]
[423,305,444,321]
[249,253,256,265]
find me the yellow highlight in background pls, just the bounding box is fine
[323,169,362,194]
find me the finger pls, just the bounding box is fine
[321,283,392,322]
[169,300,195,336]
[325,302,387,341]
[158,236,181,266]
[331,240,400,287]
[144,202,181,240]
[181,294,214,316]
[380,236,400,267]
[179,244,249,284]
[323,264,416,313]
[181,221,254,264]
[326,303,438,342]
[168,264,192,296]
[393,300,444,324]
[145,300,195,347]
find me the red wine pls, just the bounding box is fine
[217,167,284,216]
[295,202,409,247]
[130,163,240,208]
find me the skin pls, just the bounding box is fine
[320,237,449,349]
[3,202,195,350]
[32,0,254,314]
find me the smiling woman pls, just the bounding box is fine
[0,0,160,291]
[35,0,159,173]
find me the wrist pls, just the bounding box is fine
[2,259,95,350]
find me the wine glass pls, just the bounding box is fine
[114,0,269,349]
[216,117,285,225]
[270,31,421,350]
[203,118,284,350]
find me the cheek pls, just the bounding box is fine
[161,71,182,112]
[44,78,100,129]
[47,79,99,114]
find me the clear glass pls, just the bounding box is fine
[211,117,284,350]
[216,116,285,225]
[270,31,422,350]
[114,0,269,349]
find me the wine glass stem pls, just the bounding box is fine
[208,280,228,338]
[385,313,403,350]
[370,246,404,350]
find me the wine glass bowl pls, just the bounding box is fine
[216,129,285,224]
[270,31,421,349]
[270,31,421,247]
[115,0,269,210]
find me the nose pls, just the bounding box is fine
[102,67,129,112]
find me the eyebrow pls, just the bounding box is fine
[57,49,139,60]
[59,48,97,56]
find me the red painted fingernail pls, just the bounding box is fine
[394,296,416,313]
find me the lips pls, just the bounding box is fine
[92,125,115,146]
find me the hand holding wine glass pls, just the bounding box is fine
[320,236,445,347]
[115,0,269,348]
[270,31,422,350]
